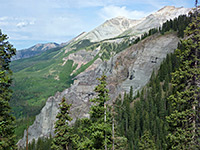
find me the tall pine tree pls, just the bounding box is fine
[166,10,200,150]
[0,30,16,150]
[139,131,156,150]
[88,74,112,150]
[51,97,73,150]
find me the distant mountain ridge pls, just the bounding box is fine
[80,6,191,42]
[12,42,59,61]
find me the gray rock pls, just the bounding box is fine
[17,32,179,148]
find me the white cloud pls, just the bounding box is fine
[0,17,9,21]
[16,21,35,28]
[99,5,151,20]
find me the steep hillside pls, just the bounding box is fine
[13,6,194,148]
[120,6,190,37]
[17,32,180,148]
[12,43,59,60]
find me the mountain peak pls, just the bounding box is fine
[156,6,190,15]
[158,6,176,12]
[111,16,129,20]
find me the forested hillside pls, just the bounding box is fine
[20,11,200,150]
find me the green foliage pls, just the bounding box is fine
[21,136,53,150]
[0,30,16,150]
[100,39,130,60]
[88,75,112,149]
[114,52,180,150]
[10,47,76,119]
[51,97,74,150]
[72,39,94,51]
[71,75,112,150]
[15,117,35,141]
[160,14,193,38]
[166,15,200,150]
[139,131,156,150]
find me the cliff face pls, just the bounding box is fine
[17,32,179,148]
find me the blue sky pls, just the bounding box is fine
[0,0,194,50]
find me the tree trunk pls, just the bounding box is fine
[104,103,107,150]
[26,126,29,150]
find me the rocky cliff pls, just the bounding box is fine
[17,32,180,148]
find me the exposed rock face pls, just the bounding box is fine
[12,43,59,60]
[83,17,141,42]
[124,6,191,36]
[17,32,180,148]
[62,47,100,75]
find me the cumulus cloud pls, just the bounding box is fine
[16,21,35,28]
[99,5,151,20]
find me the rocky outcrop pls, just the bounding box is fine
[17,32,180,148]
[122,6,191,36]
[83,17,142,42]
[12,42,59,61]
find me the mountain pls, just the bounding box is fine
[119,6,191,36]
[82,17,141,42]
[17,32,180,148]
[13,6,193,148]
[12,42,59,61]
[79,6,190,42]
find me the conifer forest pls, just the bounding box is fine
[0,1,199,150]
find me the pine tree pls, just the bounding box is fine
[166,12,200,149]
[139,131,156,150]
[0,30,16,150]
[88,74,112,149]
[51,97,73,150]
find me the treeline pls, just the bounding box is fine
[22,136,53,150]
[133,13,194,45]
[114,52,179,149]
[113,13,200,150]
[96,13,193,61]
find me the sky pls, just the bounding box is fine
[0,0,195,50]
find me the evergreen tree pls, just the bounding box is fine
[0,30,16,150]
[87,74,112,149]
[166,14,200,150]
[139,131,156,150]
[51,97,73,150]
